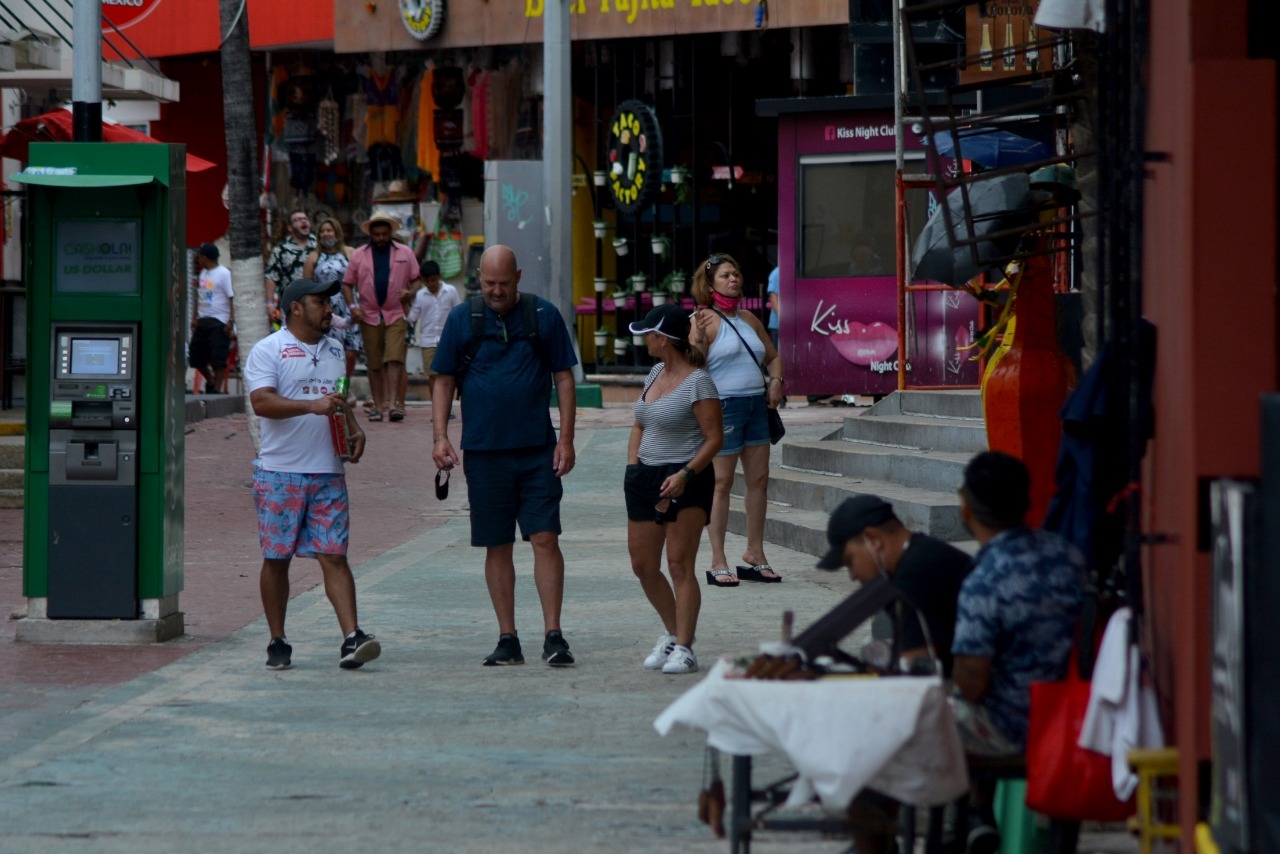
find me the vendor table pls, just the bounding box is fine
[655,659,969,852]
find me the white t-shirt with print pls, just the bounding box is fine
[243,328,348,474]
[196,264,234,324]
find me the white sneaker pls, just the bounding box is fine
[644,633,678,670]
[661,645,698,674]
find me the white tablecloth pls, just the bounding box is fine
[654,659,969,810]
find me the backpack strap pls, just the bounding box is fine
[454,294,486,390]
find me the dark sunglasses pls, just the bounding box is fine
[705,255,727,273]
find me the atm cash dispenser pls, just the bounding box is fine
[14,143,186,641]
[47,325,139,618]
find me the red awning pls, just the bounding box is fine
[0,109,217,172]
[105,0,333,60]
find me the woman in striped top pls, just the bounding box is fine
[625,304,723,674]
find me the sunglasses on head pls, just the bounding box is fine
[705,255,727,273]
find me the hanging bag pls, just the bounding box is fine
[1024,646,1136,821]
[712,308,785,444]
[427,209,464,278]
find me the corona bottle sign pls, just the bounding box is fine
[400,0,446,40]
[101,0,163,31]
[607,100,663,215]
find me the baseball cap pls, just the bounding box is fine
[815,495,897,569]
[197,242,220,260]
[280,277,340,312]
[627,303,690,340]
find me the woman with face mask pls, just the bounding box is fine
[690,254,786,587]
[303,218,360,392]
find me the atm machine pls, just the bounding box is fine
[14,143,186,642]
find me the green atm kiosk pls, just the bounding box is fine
[14,143,186,643]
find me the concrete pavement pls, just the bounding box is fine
[0,401,1137,853]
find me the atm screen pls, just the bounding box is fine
[69,339,121,376]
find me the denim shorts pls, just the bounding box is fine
[623,462,714,525]
[463,446,563,547]
[718,394,771,456]
[252,465,349,559]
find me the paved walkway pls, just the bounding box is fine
[0,401,1135,852]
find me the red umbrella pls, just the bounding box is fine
[0,108,216,172]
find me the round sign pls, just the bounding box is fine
[606,100,663,215]
[400,0,445,40]
[101,0,163,32]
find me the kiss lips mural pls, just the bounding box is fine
[830,321,899,365]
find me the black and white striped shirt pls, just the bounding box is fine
[635,364,720,465]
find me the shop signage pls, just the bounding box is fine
[959,1,1049,85]
[400,0,446,40]
[606,100,663,215]
[100,0,163,32]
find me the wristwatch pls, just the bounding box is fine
[679,465,696,481]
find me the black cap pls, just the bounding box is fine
[280,277,340,313]
[197,242,220,260]
[627,303,690,340]
[815,495,897,569]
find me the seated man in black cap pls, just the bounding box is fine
[815,494,972,677]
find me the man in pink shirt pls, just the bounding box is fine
[342,213,423,422]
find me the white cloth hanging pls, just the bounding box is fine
[1078,607,1164,800]
[1035,0,1106,33]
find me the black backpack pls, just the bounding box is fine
[453,294,550,391]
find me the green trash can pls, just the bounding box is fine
[994,780,1047,854]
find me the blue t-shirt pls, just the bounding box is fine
[952,527,1085,748]
[766,267,780,331]
[432,294,578,451]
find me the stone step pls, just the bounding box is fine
[882,388,985,420]
[0,435,24,469]
[781,440,970,494]
[0,468,22,490]
[731,468,967,542]
[0,487,22,508]
[838,412,989,454]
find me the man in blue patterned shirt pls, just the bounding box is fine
[951,451,1085,854]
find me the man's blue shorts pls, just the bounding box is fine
[718,393,771,456]
[252,465,349,559]
[463,446,563,547]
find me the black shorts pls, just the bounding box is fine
[189,317,231,369]
[624,462,714,525]
[463,446,563,547]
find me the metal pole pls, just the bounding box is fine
[72,0,103,142]
[893,0,906,390]
[544,0,582,380]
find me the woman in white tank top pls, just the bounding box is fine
[690,254,786,585]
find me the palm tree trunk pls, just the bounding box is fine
[219,0,266,450]
[1070,32,1100,370]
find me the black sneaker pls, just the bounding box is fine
[339,629,382,670]
[266,637,292,670]
[483,633,524,666]
[541,630,575,667]
[966,822,1001,854]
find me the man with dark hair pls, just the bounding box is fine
[264,209,316,325]
[815,494,972,677]
[242,277,379,672]
[951,450,1085,853]
[189,243,234,394]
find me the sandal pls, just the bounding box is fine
[736,564,782,583]
[389,407,406,422]
[367,409,384,422]
[705,569,739,588]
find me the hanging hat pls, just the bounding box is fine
[361,212,402,235]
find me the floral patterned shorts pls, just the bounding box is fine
[252,466,349,559]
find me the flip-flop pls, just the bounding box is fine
[367,409,384,422]
[705,569,739,588]
[736,564,782,583]
[389,408,405,422]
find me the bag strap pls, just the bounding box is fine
[454,294,549,391]
[711,307,769,394]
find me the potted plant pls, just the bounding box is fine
[594,277,609,293]
[650,235,670,257]
[629,272,648,293]
[593,328,609,349]
[611,290,629,310]
[614,335,629,356]
[593,220,608,239]
[612,237,630,256]
[593,170,607,187]
[662,269,687,301]
[670,165,688,185]
[652,290,669,306]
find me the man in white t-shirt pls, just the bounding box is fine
[243,277,379,672]
[405,259,460,402]
[189,243,235,394]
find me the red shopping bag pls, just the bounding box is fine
[1024,650,1135,821]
